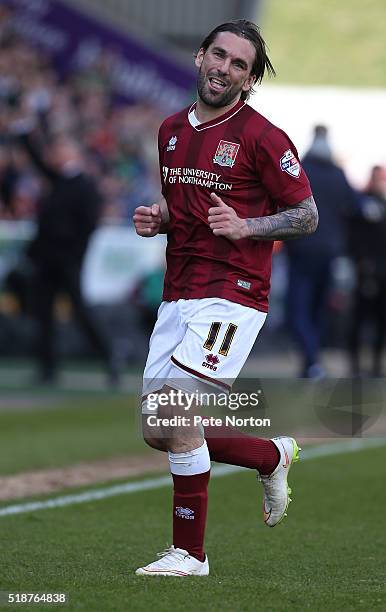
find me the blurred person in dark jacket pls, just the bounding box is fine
[15,127,118,384]
[285,125,359,378]
[348,165,386,377]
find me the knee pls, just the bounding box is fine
[143,433,166,451]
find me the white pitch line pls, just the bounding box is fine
[0,438,385,518]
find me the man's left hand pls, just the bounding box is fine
[208,192,248,240]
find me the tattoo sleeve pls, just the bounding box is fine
[246,196,318,240]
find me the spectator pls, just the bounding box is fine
[348,165,386,377]
[14,126,118,384]
[285,125,359,378]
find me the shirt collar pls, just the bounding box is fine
[187,99,246,132]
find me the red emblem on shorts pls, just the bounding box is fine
[202,353,220,371]
[206,354,220,365]
[213,140,240,168]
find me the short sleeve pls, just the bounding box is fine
[256,127,312,207]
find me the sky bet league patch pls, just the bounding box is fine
[280,149,301,177]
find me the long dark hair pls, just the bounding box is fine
[197,20,276,100]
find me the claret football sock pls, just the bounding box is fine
[169,441,211,562]
[171,471,210,562]
[205,424,280,475]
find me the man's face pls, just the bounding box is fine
[195,31,256,108]
[50,140,81,171]
[371,169,386,198]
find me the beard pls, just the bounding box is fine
[197,67,242,108]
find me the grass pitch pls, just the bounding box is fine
[1,443,385,611]
[0,393,143,475]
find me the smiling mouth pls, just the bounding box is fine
[208,76,228,92]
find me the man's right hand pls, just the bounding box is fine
[133,204,162,237]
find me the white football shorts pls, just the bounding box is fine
[142,298,266,400]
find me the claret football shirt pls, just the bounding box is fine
[158,99,312,312]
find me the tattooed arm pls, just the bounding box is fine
[208,193,318,241]
[245,195,318,240]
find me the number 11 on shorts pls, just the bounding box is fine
[203,322,238,356]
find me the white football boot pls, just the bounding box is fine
[258,436,300,527]
[135,546,209,577]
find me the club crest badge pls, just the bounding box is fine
[213,140,240,168]
[280,149,301,178]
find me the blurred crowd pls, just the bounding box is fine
[284,125,386,378]
[0,31,162,222]
[0,28,164,384]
